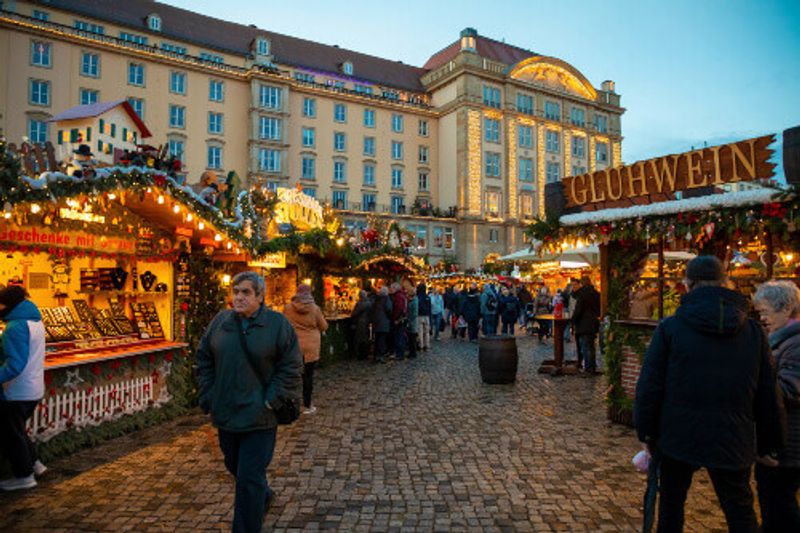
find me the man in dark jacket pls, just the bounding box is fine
[461,283,482,342]
[197,272,303,533]
[635,256,784,533]
[571,276,601,374]
[370,287,392,363]
[349,290,372,360]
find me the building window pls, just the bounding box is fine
[486,191,500,218]
[303,188,316,198]
[419,119,429,137]
[31,41,51,67]
[596,141,609,164]
[570,107,585,127]
[391,114,403,133]
[572,136,586,158]
[489,228,499,243]
[334,132,346,152]
[418,146,429,164]
[354,84,372,95]
[572,165,587,176]
[301,157,315,180]
[199,52,224,63]
[485,152,501,177]
[161,42,187,55]
[518,125,533,148]
[259,85,281,109]
[29,79,50,106]
[363,164,375,186]
[433,227,444,248]
[484,118,500,143]
[294,72,315,84]
[32,10,50,21]
[333,160,347,183]
[206,80,224,102]
[128,63,145,86]
[332,190,348,209]
[545,130,560,153]
[257,37,270,55]
[391,167,403,189]
[302,127,315,147]
[516,93,534,115]
[391,141,403,160]
[208,112,223,134]
[411,225,427,249]
[362,193,376,212]
[383,89,400,101]
[444,227,454,249]
[546,162,560,183]
[303,97,316,118]
[81,52,99,77]
[74,20,105,35]
[120,32,148,45]
[521,195,534,218]
[207,145,222,169]
[259,148,281,172]
[170,71,187,95]
[363,136,375,156]
[147,14,162,32]
[80,88,98,105]
[364,108,375,128]
[594,113,608,133]
[127,97,144,119]
[483,85,501,109]
[342,61,354,75]
[264,182,279,193]
[545,101,560,121]
[259,117,281,140]
[169,104,185,129]
[418,171,429,191]
[28,119,48,144]
[168,139,184,160]
[391,196,405,214]
[518,157,534,182]
[334,103,347,123]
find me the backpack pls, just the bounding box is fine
[487,293,498,312]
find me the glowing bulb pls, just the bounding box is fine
[336,237,345,247]
[3,212,10,219]
[107,193,117,200]
[226,241,232,250]
[303,278,312,285]
[30,203,41,214]
[186,213,193,222]
[786,254,794,262]
[198,221,205,230]
[222,274,231,284]
[146,187,152,193]
[157,195,165,204]
[172,204,180,214]
[214,234,222,242]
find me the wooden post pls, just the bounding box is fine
[658,238,665,319]
[600,243,609,317]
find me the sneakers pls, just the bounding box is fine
[303,406,317,415]
[33,460,47,477]
[0,474,37,491]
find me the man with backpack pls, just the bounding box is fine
[480,284,499,336]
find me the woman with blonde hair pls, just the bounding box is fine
[283,284,328,414]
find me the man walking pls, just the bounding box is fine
[571,276,601,374]
[635,256,784,533]
[196,272,302,533]
[480,284,499,336]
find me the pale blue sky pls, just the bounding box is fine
[165,0,800,164]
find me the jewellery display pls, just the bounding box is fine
[130,302,165,339]
[139,270,157,292]
[109,267,128,290]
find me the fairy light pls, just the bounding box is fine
[214,233,222,242]
[157,195,165,204]
[107,193,117,200]
[30,203,41,214]
[186,213,193,222]
[172,204,180,214]
[198,221,205,230]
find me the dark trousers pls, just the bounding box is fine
[218,428,277,533]
[0,400,39,478]
[375,332,388,361]
[502,320,515,335]
[657,454,757,533]
[578,334,597,372]
[407,329,417,358]
[302,361,316,408]
[394,323,407,359]
[482,314,497,335]
[755,463,800,533]
[467,319,480,341]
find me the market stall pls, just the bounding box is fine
[530,131,794,423]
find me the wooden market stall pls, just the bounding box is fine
[532,130,797,423]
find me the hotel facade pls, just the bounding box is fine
[0,0,624,268]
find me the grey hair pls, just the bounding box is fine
[379,286,389,296]
[391,282,401,291]
[232,271,266,297]
[754,281,800,316]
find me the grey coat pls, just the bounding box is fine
[768,321,800,467]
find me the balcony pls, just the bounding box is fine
[326,200,457,219]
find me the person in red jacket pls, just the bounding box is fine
[390,282,408,360]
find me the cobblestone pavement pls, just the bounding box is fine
[1,333,737,532]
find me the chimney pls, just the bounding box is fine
[460,28,477,52]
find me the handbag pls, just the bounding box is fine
[235,315,300,425]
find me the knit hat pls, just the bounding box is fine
[0,285,27,317]
[293,283,315,304]
[686,255,725,282]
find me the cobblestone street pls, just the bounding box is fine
[0,334,733,532]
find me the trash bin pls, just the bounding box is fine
[479,335,518,384]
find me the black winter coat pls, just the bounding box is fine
[444,288,457,312]
[350,298,372,339]
[370,294,392,333]
[460,290,482,322]
[635,286,784,469]
[417,286,432,317]
[768,321,800,467]
[499,294,520,323]
[572,285,601,335]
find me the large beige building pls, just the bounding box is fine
[0,0,624,269]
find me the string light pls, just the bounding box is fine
[172,204,180,214]
[186,213,193,222]
[214,233,222,242]
[107,193,116,200]
[157,195,165,204]
[30,203,41,214]
[198,221,205,230]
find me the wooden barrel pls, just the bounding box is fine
[479,335,518,384]
[785,126,800,185]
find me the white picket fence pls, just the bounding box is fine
[27,376,156,442]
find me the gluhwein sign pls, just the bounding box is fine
[563,135,775,208]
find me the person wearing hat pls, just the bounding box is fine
[0,285,47,491]
[283,284,328,414]
[65,144,96,179]
[635,255,784,532]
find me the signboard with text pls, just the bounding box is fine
[0,223,137,254]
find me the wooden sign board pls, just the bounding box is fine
[563,135,776,209]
